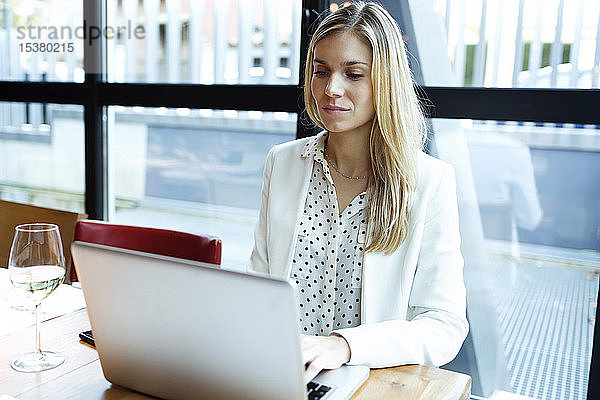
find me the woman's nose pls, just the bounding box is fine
[325,75,343,97]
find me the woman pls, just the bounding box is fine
[249,1,468,383]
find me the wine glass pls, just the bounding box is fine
[8,223,66,372]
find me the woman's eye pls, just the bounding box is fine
[313,70,328,76]
[347,73,364,79]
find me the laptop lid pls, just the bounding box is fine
[71,241,368,400]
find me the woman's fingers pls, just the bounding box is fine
[301,335,322,384]
[304,358,323,384]
[300,334,351,384]
[301,335,318,366]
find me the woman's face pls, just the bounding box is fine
[311,32,375,137]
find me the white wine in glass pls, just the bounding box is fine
[8,223,66,372]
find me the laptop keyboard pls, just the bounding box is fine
[307,381,332,400]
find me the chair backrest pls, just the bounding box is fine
[70,220,222,282]
[0,200,87,276]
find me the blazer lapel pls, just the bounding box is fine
[267,141,314,279]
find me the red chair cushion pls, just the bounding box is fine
[71,221,221,282]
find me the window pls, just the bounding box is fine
[107,105,296,269]
[430,117,598,399]
[106,0,302,84]
[0,102,85,213]
[415,0,600,88]
[0,0,304,218]
[0,0,84,82]
[382,0,600,398]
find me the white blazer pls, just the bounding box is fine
[249,132,468,368]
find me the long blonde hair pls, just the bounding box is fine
[304,1,427,254]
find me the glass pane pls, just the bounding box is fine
[106,0,302,84]
[432,117,599,399]
[0,1,84,82]
[407,0,600,88]
[0,102,85,212]
[107,105,296,269]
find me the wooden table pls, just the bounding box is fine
[0,274,471,399]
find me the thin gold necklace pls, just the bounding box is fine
[324,148,369,180]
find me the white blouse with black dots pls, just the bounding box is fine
[290,138,368,336]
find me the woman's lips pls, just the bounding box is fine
[322,105,350,114]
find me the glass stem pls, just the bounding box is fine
[34,303,42,356]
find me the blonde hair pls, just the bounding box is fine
[304,1,427,254]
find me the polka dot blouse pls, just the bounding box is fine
[291,135,367,336]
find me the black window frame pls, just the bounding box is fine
[0,1,598,397]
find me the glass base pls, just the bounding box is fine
[10,351,65,372]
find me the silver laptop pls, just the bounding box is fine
[71,241,369,400]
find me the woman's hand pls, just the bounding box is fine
[301,334,351,384]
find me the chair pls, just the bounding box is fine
[70,220,222,282]
[0,200,87,272]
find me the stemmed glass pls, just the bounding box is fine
[8,223,66,372]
